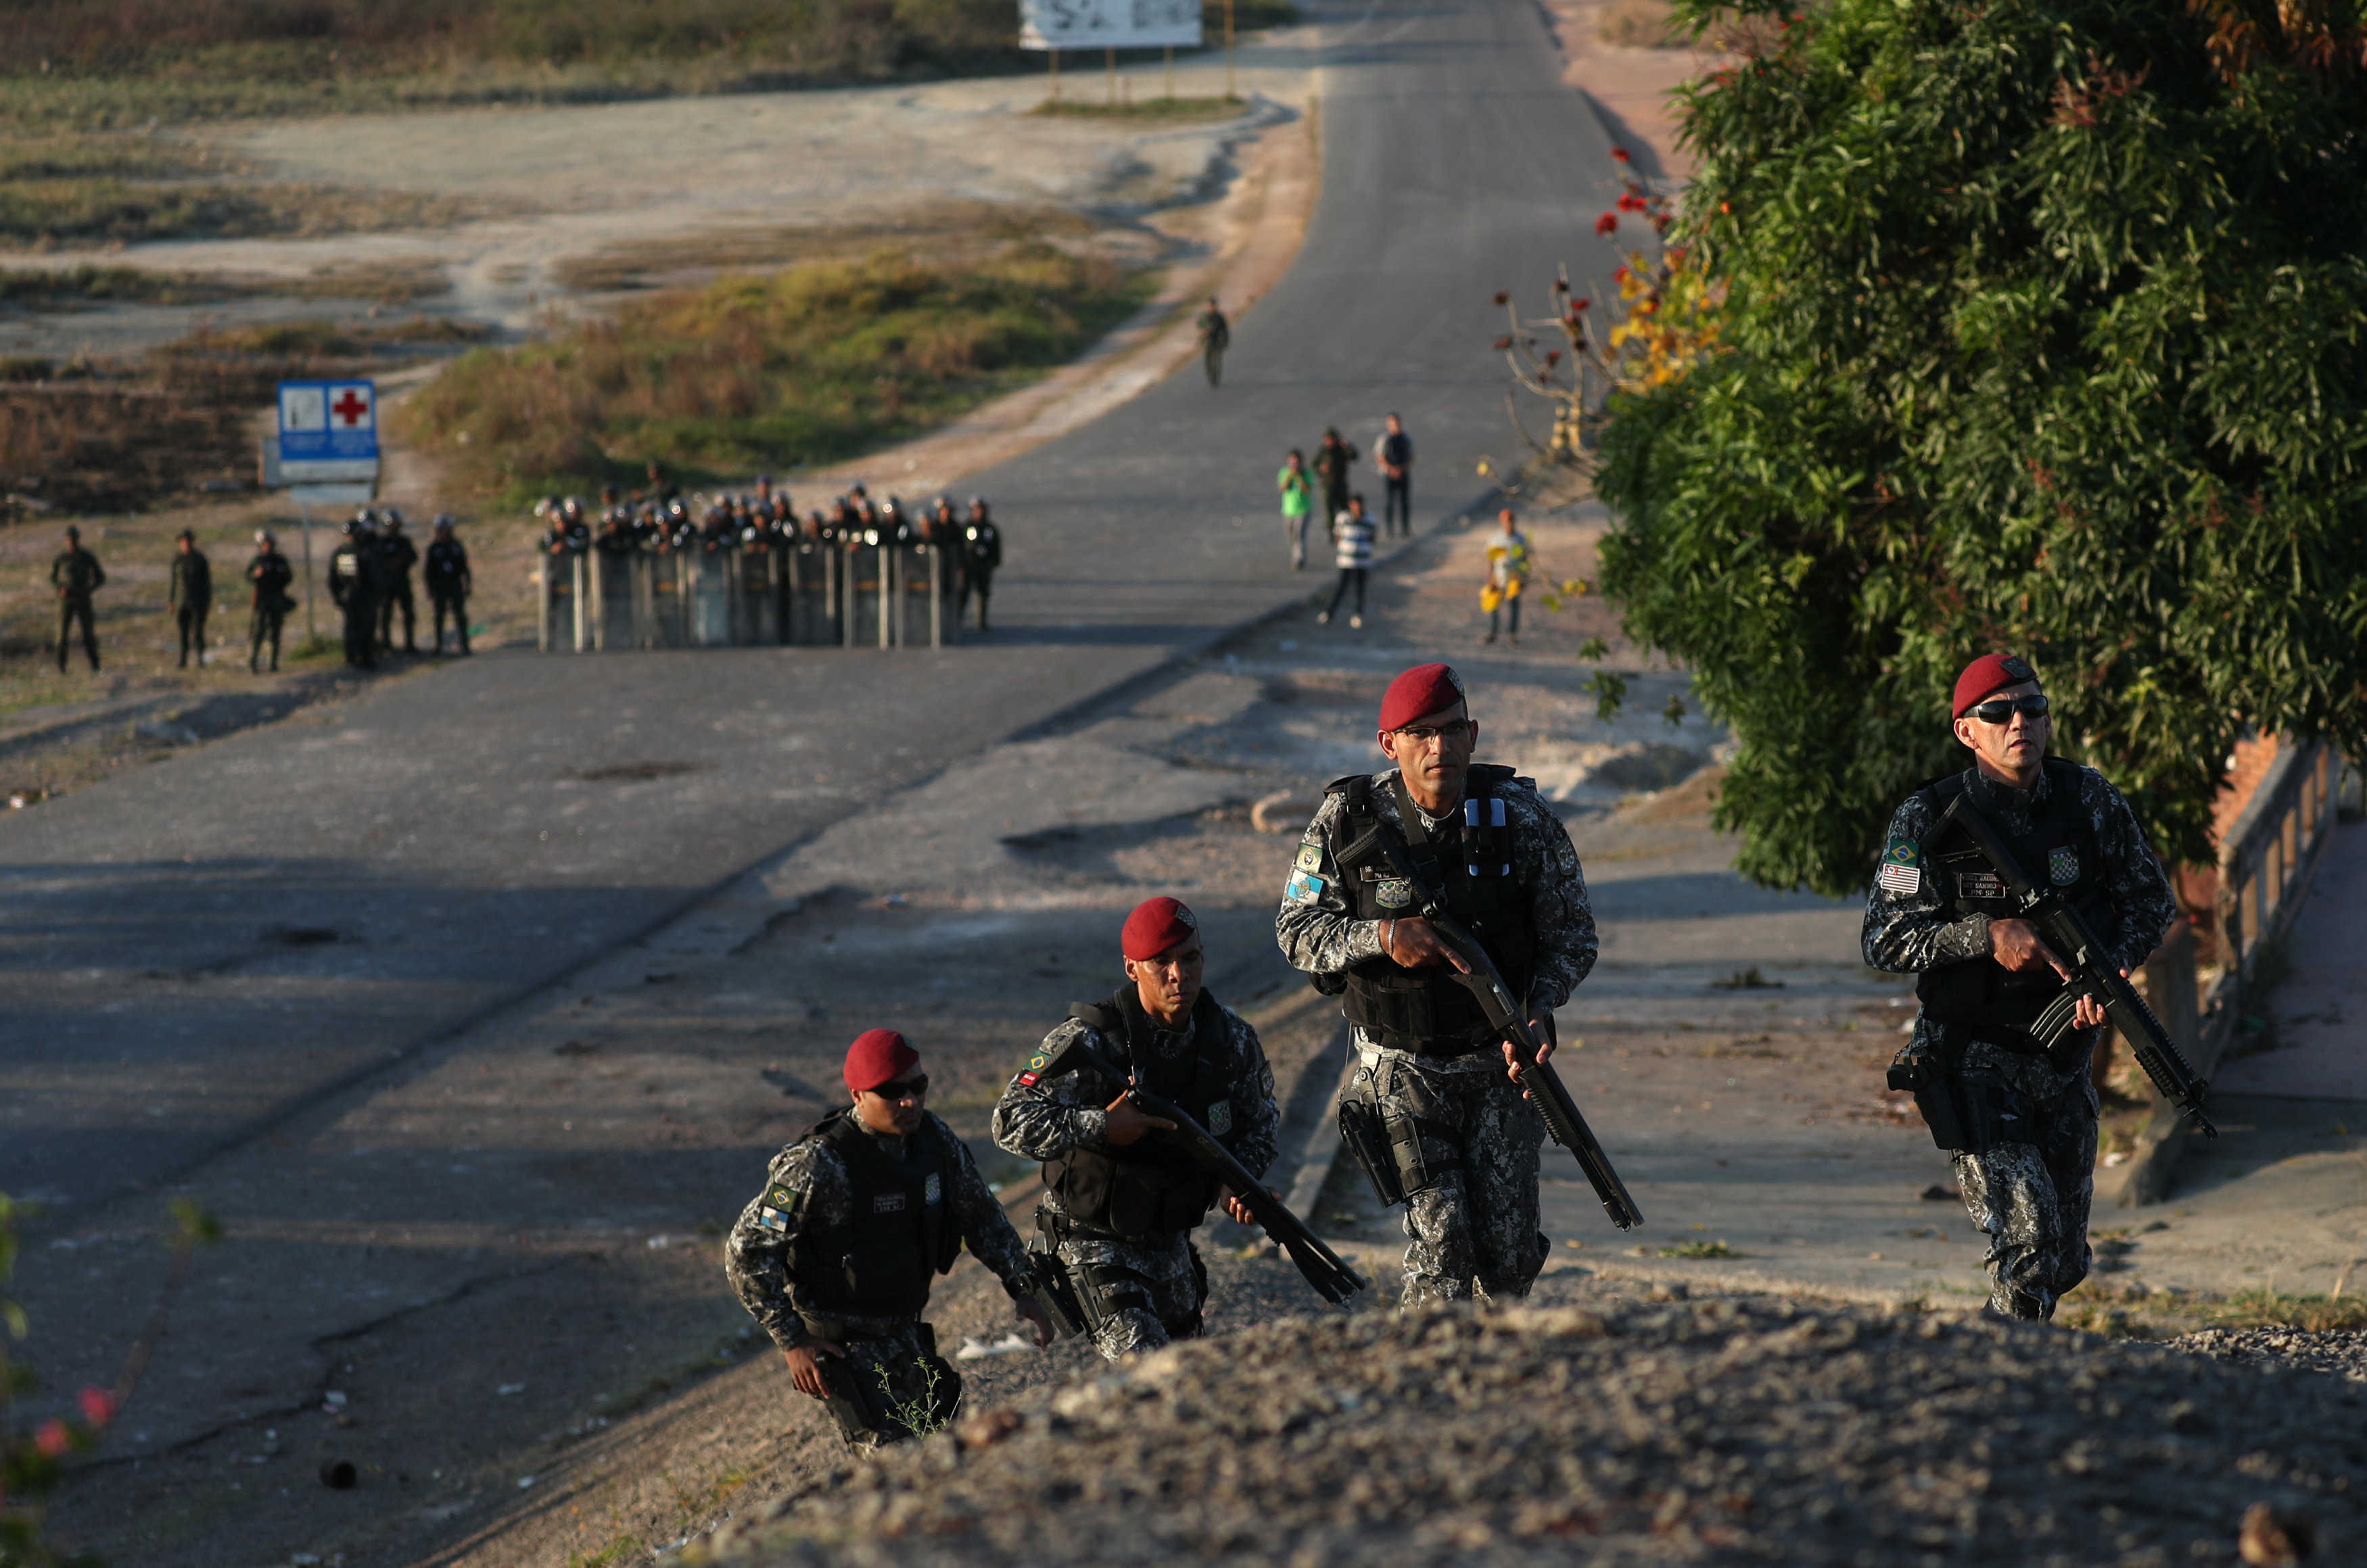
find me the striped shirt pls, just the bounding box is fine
[1333,510,1375,569]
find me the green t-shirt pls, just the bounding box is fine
[1278,466,1311,517]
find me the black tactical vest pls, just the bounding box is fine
[1913,759,2117,1055]
[791,1109,961,1318]
[1331,766,1537,1053]
[1044,987,1244,1238]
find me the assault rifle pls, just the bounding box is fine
[1940,792,2216,1138]
[1067,1037,1367,1305]
[1336,817,1645,1231]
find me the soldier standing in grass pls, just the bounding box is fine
[1865,653,2176,1321]
[1278,663,1598,1310]
[374,510,419,655]
[51,524,104,673]
[726,1030,1050,1451]
[993,898,1280,1361]
[245,530,293,674]
[168,529,212,669]
[328,519,377,671]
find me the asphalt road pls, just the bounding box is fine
[1,0,1624,1220]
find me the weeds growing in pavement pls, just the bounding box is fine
[1656,1240,1733,1260]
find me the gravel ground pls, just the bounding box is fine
[2169,1326,2367,1385]
[696,1287,2366,1567]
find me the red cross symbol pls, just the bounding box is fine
[331,389,371,427]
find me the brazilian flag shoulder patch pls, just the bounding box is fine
[1877,838,1921,895]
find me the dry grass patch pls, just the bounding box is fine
[549,203,1108,294]
[403,241,1157,502]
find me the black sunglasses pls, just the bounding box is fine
[871,1074,929,1101]
[1967,694,2050,724]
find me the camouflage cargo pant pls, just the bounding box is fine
[806,1319,962,1450]
[1050,1225,1206,1360]
[1950,1045,2099,1321]
[1351,1040,1547,1310]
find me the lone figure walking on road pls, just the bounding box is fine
[1379,413,1415,538]
[168,529,212,669]
[1195,298,1230,387]
[51,524,105,673]
[1277,448,1313,569]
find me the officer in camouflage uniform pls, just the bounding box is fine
[1278,662,1597,1310]
[51,525,105,673]
[1865,652,2176,1321]
[245,530,294,674]
[725,1029,1048,1450]
[373,510,419,655]
[327,519,378,671]
[993,897,1280,1360]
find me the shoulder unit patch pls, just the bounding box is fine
[1877,837,1921,895]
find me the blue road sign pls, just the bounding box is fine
[278,379,379,462]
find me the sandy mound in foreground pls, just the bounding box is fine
[699,1296,2364,1565]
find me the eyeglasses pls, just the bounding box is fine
[871,1075,929,1101]
[1393,720,1474,749]
[1965,695,2050,725]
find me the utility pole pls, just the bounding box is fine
[1225,0,1236,99]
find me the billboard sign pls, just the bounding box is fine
[1021,0,1203,49]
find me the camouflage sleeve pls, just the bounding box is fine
[1219,1007,1282,1182]
[1860,791,1991,973]
[722,1139,849,1351]
[1275,787,1386,976]
[2081,769,2178,974]
[1509,784,1597,1009]
[936,1115,1035,1295]
[989,1018,1115,1162]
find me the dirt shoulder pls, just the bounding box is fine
[707,1293,2367,1566]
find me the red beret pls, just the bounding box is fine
[843,1028,919,1095]
[1951,653,2040,719]
[1121,897,1200,961]
[1378,663,1468,732]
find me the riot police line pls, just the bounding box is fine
[531,484,1003,652]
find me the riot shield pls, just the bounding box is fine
[683,544,734,646]
[589,549,636,650]
[640,552,684,648]
[734,546,783,645]
[786,540,835,645]
[536,552,586,652]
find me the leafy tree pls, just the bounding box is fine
[1593,0,2367,897]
